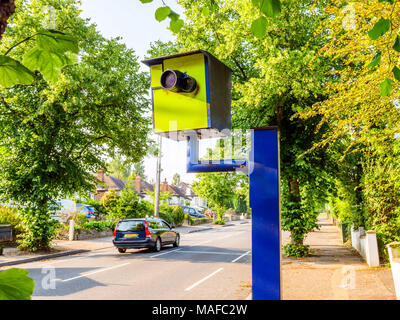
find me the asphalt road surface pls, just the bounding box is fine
[5,222,252,300]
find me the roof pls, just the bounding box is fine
[97,174,126,191]
[142,49,232,71]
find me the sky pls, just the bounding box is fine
[79,0,218,185]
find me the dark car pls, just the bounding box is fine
[182,206,207,218]
[112,218,180,253]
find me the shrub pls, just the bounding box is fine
[0,206,22,226]
[204,209,216,219]
[213,218,225,225]
[70,213,89,225]
[0,206,24,237]
[80,220,117,232]
[107,188,152,220]
[159,205,185,226]
[184,213,194,224]
[283,243,314,258]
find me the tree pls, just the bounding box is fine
[191,172,246,214]
[108,156,133,181]
[0,0,151,251]
[133,160,147,181]
[303,0,400,258]
[172,173,180,186]
[0,0,15,39]
[170,0,334,255]
[108,182,151,220]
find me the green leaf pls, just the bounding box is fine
[368,52,381,68]
[155,6,171,22]
[37,30,79,54]
[168,11,180,22]
[393,66,400,81]
[139,0,153,3]
[170,18,184,33]
[23,47,72,83]
[379,0,394,4]
[202,7,210,16]
[393,36,400,52]
[0,268,34,300]
[0,55,34,87]
[380,78,393,96]
[261,0,282,17]
[368,18,390,40]
[251,16,268,39]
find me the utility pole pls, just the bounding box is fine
[154,134,162,217]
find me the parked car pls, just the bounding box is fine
[181,206,207,218]
[76,203,99,219]
[112,218,180,253]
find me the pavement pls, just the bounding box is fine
[282,218,397,300]
[0,220,251,300]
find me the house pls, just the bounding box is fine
[134,173,154,202]
[94,169,128,200]
[176,182,207,209]
[94,170,154,201]
[158,180,207,209]
[160,179,189,206]
[93,170,207,210]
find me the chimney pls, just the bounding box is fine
[161,178,168,193]
[97,168,104,182]
[135,173,142,193]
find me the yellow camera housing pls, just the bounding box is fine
[142,50,232,140]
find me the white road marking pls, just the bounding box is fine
[185,267,224,291]
[177,250,250,256]
[192,231,245,246]
[231,250,251,263]
[150,248,182,258]
[62,262,130,282]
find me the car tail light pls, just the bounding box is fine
[113,221,119,237]
[144,220,151,236]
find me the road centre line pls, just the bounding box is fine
[231,250,251,263]
[185,268,224,291]
[62,262,130,282]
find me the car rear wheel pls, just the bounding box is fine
[154,237,162,252]
[118,248,126,253]
[173,234,180,247]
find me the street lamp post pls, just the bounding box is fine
[154,134,162,217]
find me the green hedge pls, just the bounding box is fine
[79,220,117,232]
[159,205,185,227]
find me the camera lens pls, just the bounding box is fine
[160,69,197,93]
[181,77,197,93]
[161,70,178,90]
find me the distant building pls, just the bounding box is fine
[94,169,153,200]
[176,182,207,209]
[93,169,207,209]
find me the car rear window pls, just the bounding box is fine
[117,220,145,232]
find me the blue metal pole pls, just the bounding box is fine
[249,128,281,300]
[186,135,247,173]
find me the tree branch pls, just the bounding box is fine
[74,135,113,160]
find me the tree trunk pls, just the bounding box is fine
[0,0,15,40]
[288,175,303,245]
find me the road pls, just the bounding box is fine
[5,222,252,300]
